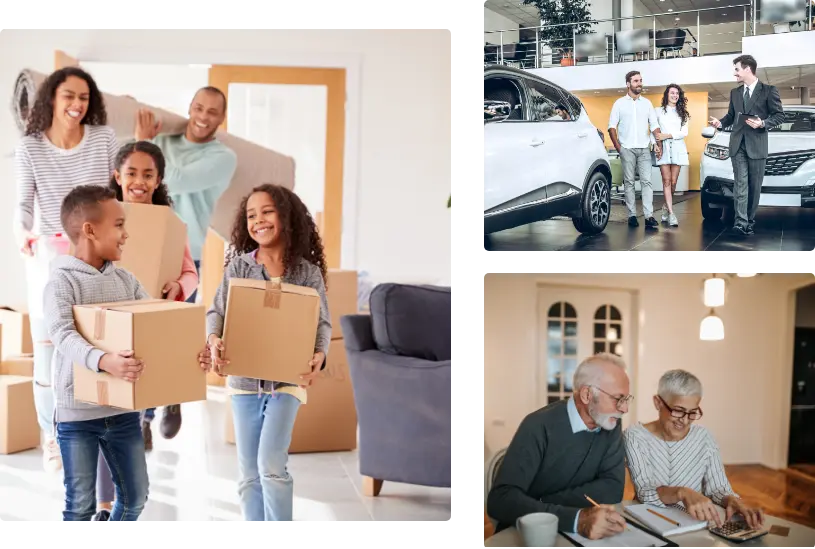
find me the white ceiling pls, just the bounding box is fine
[484,0,541,27]
[637,0,753,26]
[574,66,815,101]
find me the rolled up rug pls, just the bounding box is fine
[12,69,296,240]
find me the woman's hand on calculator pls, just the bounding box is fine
[723,496,765,530]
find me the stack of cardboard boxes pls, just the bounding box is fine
[226,269,360,453]
[0,307,39,454]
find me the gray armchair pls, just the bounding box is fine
[341,283,451,496]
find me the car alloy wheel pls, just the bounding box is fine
[589,178,610,227]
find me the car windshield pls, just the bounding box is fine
[723,110,815,132]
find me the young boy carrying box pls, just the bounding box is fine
[43,185,209,521]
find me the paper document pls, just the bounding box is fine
[565,527,669,547]
[624,503,709,536]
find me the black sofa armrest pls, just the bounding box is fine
[340,314,375,352]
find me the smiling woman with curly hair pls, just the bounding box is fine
[652,84,691,228]
[13,66,118,479]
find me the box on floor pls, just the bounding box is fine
[326,270,358,340]
[0,356,34,376]
[72,299,206,410]
[0,375,40,454]
[225,338,357,453]
[0,306,33,358]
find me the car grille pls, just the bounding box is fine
[765,150,815,176]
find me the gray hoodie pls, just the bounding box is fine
[206,252,331,394]
[44,255,150,423]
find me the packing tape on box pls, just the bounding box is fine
[264,281,282,309]
[94,308,107,340]
[96,380,109,406]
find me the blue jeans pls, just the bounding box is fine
[29,316,55,435]
[232,393,301,521]
[143,259,201,424]
[57,413,148,521]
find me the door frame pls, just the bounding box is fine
[65,49,362,269]
[536,282,640,427]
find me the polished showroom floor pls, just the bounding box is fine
[485,193,815,251]
[0,388,450,521]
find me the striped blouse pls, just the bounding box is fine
[14,124,119,237]
[623,422,737,508]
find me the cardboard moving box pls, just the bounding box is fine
[0,375,40,454]
[0,356,34,377]
[290,338,357,453]
[326,270,358,340]
[222,279,319,386]
[72,299,206,409]
[0,306,32,358]
[225,339,358,452]
[117,202,187,299]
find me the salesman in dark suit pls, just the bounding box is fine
[709,55,785,236]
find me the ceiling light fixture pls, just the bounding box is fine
[675,17,680,20]
[607,328,619,342]
[737,273,757,278]
[703,275,726,307]
[700,310,725,341]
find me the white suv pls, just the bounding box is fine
[700,106,815,219]
[484,66,612,235]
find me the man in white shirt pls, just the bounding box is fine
[608,71,662,229]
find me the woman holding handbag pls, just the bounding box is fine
[652,84,690,227]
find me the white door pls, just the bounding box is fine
[537,285,635,429]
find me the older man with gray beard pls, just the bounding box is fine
[487,353,632,540]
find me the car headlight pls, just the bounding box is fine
[704,144,729,160]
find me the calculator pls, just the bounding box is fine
[709,518,769,543]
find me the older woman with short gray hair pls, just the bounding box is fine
[623,370,765,529]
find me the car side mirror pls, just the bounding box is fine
[701,126,716,139]
[485,100,511,124]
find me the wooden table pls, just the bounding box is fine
[485,501,815,547]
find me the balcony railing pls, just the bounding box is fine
[484,2,814,69]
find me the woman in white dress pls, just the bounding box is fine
[652,84,690,227]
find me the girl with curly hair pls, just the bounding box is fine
[14,66,118,474]
[205,184,331,521]
[652,84,691,227]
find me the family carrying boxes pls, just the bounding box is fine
[72,299,206,409]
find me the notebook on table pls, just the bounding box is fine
[561,519,677,547]
[623,503,709,537]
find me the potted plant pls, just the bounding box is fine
[522,0,597,66]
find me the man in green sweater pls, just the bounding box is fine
[487,353,631,541]
[134,87,237,441]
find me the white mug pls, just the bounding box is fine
[516,512,559,547]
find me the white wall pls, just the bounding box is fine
[485,273,813,468]
[0,29,451,306]
[484,7,519,45]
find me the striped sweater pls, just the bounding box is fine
[623,422,738,508]
[14,125,119,238]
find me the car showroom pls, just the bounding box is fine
[484,0,815,251]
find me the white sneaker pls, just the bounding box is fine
[43,436,63,473]
[669,213,679,227]
[661,205,669,223]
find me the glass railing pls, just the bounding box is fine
[484,2,814,69]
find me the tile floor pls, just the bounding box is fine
[0,388,450,521]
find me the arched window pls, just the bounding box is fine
[546,302,578,404]
[593,305,623,357]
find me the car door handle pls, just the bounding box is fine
[577,132,588,138]
[530,139,546,147]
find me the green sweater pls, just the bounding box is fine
[152,134,237,261]
[487,399,625,533]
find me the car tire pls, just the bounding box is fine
[572,172,610,234]
[701,194,724,221]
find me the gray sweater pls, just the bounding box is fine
[206,252,331,394]
[43,255,150,423]
[487,399,625,533]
